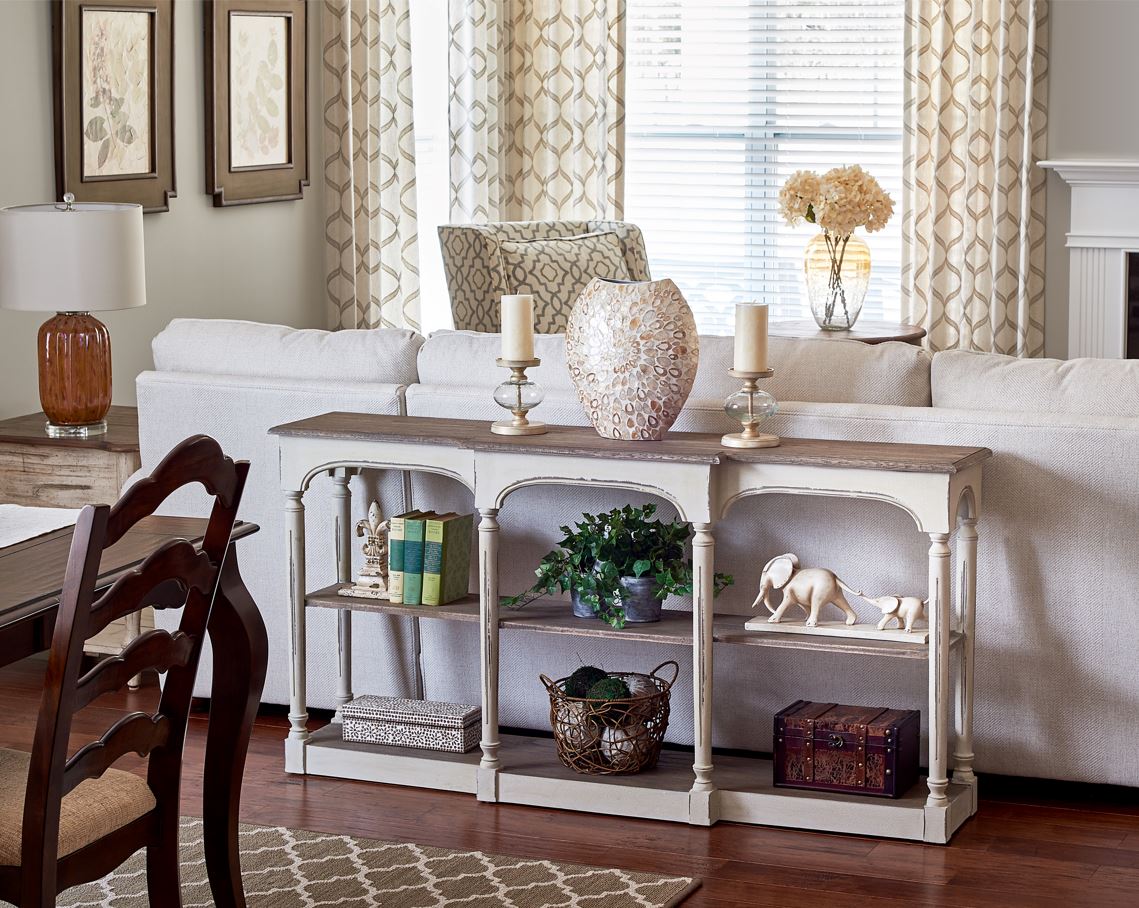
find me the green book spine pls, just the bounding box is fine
[422,519,446,606]
[401,514,429,605]
[422,513,473,606]
[441,514,473,605]
[387,513,408,604]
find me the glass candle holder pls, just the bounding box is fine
[721,368,779,448]
[491,358,547,435]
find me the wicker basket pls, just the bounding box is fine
[540,661,679,775]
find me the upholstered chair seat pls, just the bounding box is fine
[0,747,156,864]
[439,220,651,333]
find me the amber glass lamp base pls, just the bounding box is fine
[37,312,112,438]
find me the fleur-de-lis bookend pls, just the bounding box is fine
[338,500,391,600]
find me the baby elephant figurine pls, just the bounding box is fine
[752,553,861,627]
[865,595,928,633]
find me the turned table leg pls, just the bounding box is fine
[926,532,952,807]
[285,489,309,757]
[691,523,715,799]
[125,608,143,689]
[331,468,354,720]
[953,515,978,785]
[477,507,501,798]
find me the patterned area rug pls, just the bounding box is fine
[57,818,699,907]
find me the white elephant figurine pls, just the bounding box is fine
[751,553,861,627]
[865,595,928,633]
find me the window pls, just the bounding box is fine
[624,0,905,333]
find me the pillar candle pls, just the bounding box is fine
[500,294,535,361]
[733,302,769,372]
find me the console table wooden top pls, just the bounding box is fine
[270,412,991,475]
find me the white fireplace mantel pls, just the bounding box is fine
[1040,159,1139,357]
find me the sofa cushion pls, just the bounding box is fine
[151,318,423,385]
[419,330,574,391]
[418,331,932,407]
[692,335,932,407]
[932,350,1139,417]
[498,233,631,333]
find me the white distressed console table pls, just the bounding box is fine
[271,413,990,843]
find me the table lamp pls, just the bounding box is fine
[0,194,146,437]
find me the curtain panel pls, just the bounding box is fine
[448,0,626,224]
[324,0,421,331]
[902,0,1049,356]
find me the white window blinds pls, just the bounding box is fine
[624,0,905,333]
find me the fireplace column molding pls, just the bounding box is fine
[1041,160,1139,358]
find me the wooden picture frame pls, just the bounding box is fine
[53,0,176,213]
[204,0,308,206]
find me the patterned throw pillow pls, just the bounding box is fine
[497,232,631,332]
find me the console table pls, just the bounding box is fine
[271,413,989,843]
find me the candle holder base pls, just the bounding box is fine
[491,419,547,436]
[722,367,779,448]
[491,358,547,435]
[721,430,780,449]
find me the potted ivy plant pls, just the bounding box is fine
[502,504,732,628]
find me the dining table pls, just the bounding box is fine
[0,514,268,908]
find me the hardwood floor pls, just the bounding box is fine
[3,656,1136,907]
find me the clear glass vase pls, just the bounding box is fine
[804,232,871,330]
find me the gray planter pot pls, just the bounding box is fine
[570,576,664,624]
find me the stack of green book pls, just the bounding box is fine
[389,511,473,606]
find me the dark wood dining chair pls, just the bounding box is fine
[0,435,249,908]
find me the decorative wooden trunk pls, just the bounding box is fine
[342,695,481,754]
[774,701,920,799]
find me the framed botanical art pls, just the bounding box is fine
[53,0,176,213]
[204,0,308,206]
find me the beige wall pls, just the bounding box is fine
[0,0,326,420]
[1043,0,1139,358]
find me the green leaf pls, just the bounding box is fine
[631,559,652,578]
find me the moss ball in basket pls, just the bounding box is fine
[540,661,678,775]
[565,665,609,698]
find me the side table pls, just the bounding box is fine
[0,405,150,660]
[771,319,927,346]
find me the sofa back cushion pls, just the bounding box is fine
[692,335,932,407]
[498,233,631,333]
[151,318,423,385]
[932,350,1139,417]
[417,331,932,407]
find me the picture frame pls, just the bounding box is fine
[53,0,176,213]
[204,0,308,206]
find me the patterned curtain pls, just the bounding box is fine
[448,0,626,224]
[901,0,1049,356]
[324,0,421,331]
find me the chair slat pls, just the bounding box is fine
[105,435,242,548]
[74,630,195,710]
[63,712,170,796]
[88,540,214,637]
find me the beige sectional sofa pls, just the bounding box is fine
[136,319,1139,788]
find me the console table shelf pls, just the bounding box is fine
[274,413,989,843]
[310,584,953,659]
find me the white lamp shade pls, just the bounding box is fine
[0,202,146,313]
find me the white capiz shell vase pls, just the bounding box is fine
[566,277,700,441]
